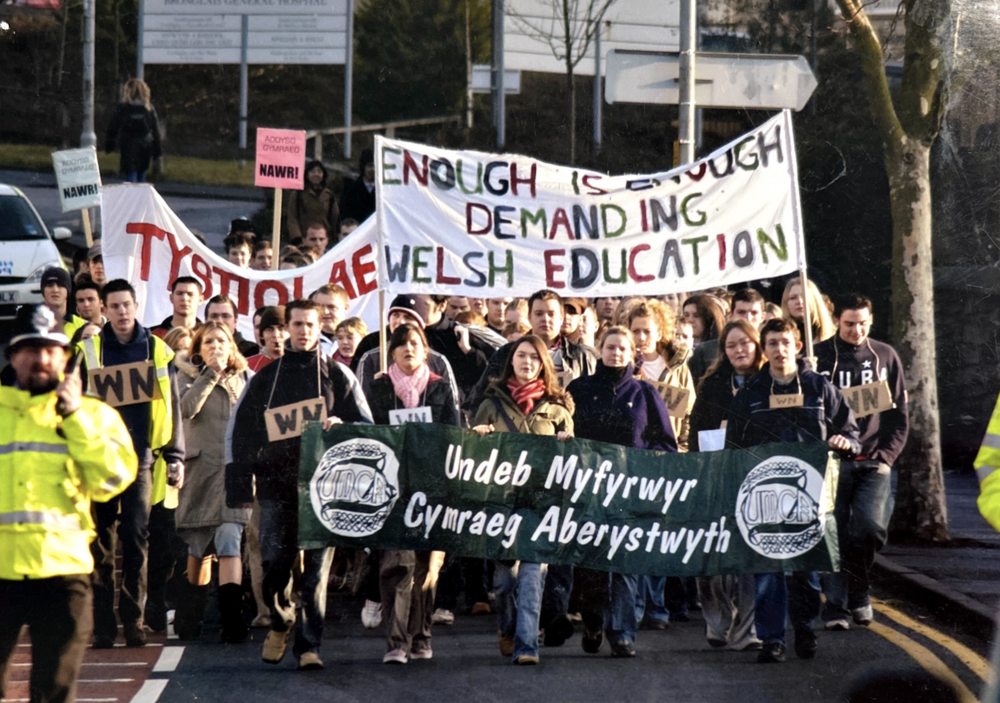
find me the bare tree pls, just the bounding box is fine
[832,0,1000,540]
[507,0,614,163]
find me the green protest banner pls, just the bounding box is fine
[297,423,840,577]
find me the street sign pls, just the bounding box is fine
[605,50,819,112]
[471,65,521,94]
[503,0,679,77]
[141,0,349,65]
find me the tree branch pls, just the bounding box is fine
[834,0,906,153]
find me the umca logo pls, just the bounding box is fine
[735,456,825,559]
[309,438,400,537]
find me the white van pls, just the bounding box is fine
[0,184,72,322]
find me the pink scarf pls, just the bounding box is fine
[388,362,431,409]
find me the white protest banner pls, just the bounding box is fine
[101,184,381,338]
[52,147,102,212]
[376,111,804,297]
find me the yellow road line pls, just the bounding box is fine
[873,601,990,682]
[867,621,978,703]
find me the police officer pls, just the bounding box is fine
[0,305,137,703]
[77,279,185,647]
[815,293,909,629]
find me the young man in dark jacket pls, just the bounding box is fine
[226,299,372,671]
[726,318,860,664]
[465,290,598,413]
[815,294,908,629]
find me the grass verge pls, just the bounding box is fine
[0,143,257,187]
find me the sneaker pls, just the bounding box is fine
[543,614,574,647]
[514,654,540,665]
[124,621,147,648]
[297,652,324,670]
[581,628,603,654]
[251,613,272,628]
[757,643,786,663]
[470,602,492,615]
[825,618,851,631]
[431,608,455,626]
[383,648,408,664]
[610,640,636,658]
[410,647,433,660]
[498,632,515,657]
[361,600,383,629]
[794,630,817,660]
[851,604,874,626]
[262,629,292,664]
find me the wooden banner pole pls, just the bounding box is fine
[271,187,283,271]
[81,208,94,247]
[378,289,387,374]
[799,267,814,361]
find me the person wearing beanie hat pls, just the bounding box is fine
[339,149,376,225]
[88,242,106,286]
[0,303,137,703]
[40,267,86,340]
[245,305,288,372]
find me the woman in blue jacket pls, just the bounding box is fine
[566,326,677,658]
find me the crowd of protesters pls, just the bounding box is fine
[1,237,910,683]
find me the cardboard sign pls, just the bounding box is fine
[255,128,306,189]
[52,147,102,212]
[89,361,162,408]
[651,381,691,418]
[264,398,327,442]
[698,429,727,452]
[389,406,432,426]
[843,380,894,419]
[770,393,804,409]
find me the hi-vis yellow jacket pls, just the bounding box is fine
[79,334,175,505]
[0,386,137,579]
[974,393,1000,532]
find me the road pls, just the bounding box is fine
[0,169,262,256]
[49,589,980,703]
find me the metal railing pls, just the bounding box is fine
[305,115,462,163]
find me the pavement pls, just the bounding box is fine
[873,469,1000,641]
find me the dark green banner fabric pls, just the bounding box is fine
[297,423,840,577]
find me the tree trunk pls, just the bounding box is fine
[886,138,949,541]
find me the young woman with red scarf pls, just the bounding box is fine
[366,323,459,664]
[472,335,575,665]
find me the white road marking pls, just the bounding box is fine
[152,647,184,673]
[129,679,169,703]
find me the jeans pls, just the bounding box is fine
[494,561,547,658]
[258,500,334,657]
[754,571,821,647]
[576,568,639,645]
[0,575,93,703]
[540,564,574,628]
[634,575,671,626]
[125,171,146,183]
[92,464,152,640]
[822,460,893,619]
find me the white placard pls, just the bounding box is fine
[389,407,432,425]
[698,429,727,452]
[52,147,102,213]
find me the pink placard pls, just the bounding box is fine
[255,128,307,190]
